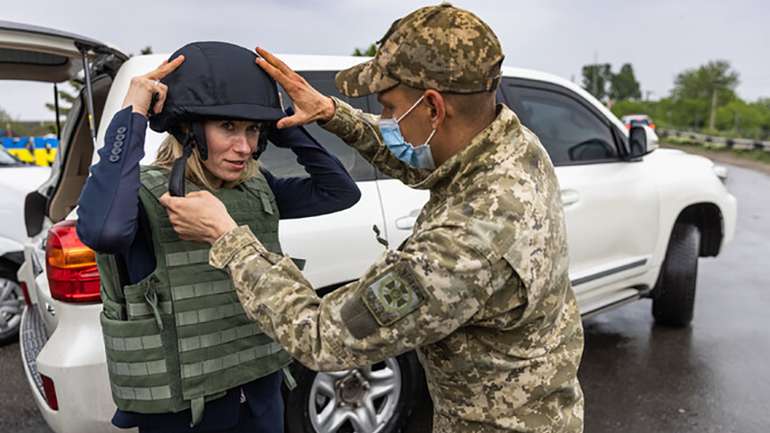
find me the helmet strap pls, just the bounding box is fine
[168,140,193,197]
[167,126,198,197]
[253,123,271,160]
[190,122,208,161]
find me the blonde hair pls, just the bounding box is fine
[153,133,260,191]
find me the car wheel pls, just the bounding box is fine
[0,267,24,345]
[285,353,422,433]
[652,223,700,327]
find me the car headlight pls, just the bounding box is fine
[713,164,728,184]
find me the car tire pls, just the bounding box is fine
[285,352,423,433]
[652,223,700,327]
[0,264,24,345]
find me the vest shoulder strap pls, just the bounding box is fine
[139,166,201,201]
[240,170,278,217]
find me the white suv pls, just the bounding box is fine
[0,147,50,344]
[11,22,736,433]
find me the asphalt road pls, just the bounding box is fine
[1,162,768,433]
[0,339,51,433]
[579,163,770,433]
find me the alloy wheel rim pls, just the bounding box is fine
[0,278,23,336]
[308,358,402,433]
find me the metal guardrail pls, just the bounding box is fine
[659,129,770,152]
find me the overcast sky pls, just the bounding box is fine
[1,0,768,120]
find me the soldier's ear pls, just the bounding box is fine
[424,90,445,127]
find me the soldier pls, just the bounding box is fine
[161,3,585,432]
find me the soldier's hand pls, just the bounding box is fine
[255,47,335,129]
[159,191,237,244]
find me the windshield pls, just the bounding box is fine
[0,147,20,165]
[623,115,650,124]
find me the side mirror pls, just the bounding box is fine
[628,126,648,158]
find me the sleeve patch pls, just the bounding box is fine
[361,263,427,327]
[340,296,379,339]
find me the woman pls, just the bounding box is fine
[76,42,360,433]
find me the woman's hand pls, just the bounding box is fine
[121,55,185,117]
[159,191,237,244]
[255,47,335,129]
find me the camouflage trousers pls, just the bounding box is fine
[431,402,584,433]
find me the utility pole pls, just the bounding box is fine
[592,51,599,99]
[708,88,718,130]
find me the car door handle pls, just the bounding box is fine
[561,189,580,207]
[395,216,417,230]
[395,209,421,230]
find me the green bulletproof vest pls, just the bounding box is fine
[96,166,292,425]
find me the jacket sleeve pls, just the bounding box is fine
[261,124,360,219]
[319,97,431,186]
[76,107,148,254]
[209,225,515,371]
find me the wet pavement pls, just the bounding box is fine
[1,163,768,433]
[0,339,52,433]
[579,163,770,433]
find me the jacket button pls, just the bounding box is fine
[116,133,126,141]
[114,140,124,148]
[111,146,122,156]
[117,126,127,134]
[109,154,120,163]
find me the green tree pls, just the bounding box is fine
[610,63,641,101]
[352,43,377,57]
[0,106,12,136]
[610,99,652,118]
[754,98,770,136]
[0,106,46,137]
[0,106,10,122]
[581,63,612,100]
[717,99,770,139]
[44,79,83,119]
[672,60,739,130]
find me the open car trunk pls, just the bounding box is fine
[0,20,126,82]
[46,74,112,222]
[0,20,127,236]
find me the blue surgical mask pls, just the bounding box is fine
[378,95,437,170]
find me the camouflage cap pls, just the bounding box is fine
[336,3,504,97]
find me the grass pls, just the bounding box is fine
[662,137,770,166]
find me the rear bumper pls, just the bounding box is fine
[20,306,48,407]
[20,301,129,433]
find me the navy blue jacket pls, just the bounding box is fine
[76,107,360,433]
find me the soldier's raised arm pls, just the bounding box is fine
[255,47,431,186]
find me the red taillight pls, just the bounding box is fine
[19,281,32,307]
[649,123,656,129]
[45,220,101,303]
[41,374,59,410]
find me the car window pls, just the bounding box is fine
[503,84,619,165]
[0,147,19,165]
[259,71,376,181]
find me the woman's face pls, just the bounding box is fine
[202,119,262,184]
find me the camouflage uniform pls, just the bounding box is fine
[209,4,584,432]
